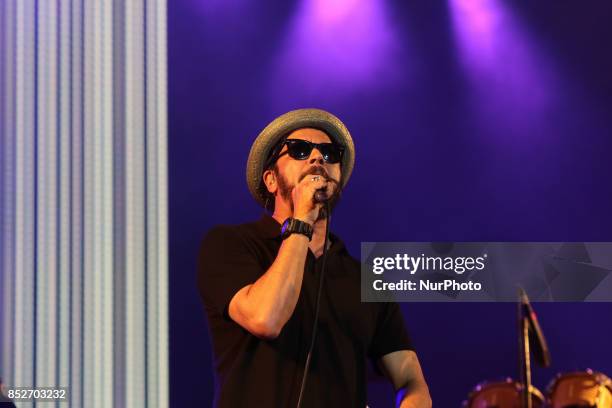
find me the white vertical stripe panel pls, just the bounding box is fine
[35,0,47,388]
[82,0,96,405]
[69,0,84,405]
[48,0,59,391]
[146,0,169,405]
[125,0,147,406]
[14,0,36,394]
[101,0,114,406]
[146,0,159,406]
[156,0,169,404]
[1,0,16,388]
[2,1,169,406]
[6,0,14,388]
[58,0,72,394]
[37,0,60,390]
[91,0,103,406]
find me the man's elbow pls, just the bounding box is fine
[250,315,282,339]
[229,290,283,339]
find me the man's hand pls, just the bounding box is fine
[378,350,432,408]
[292,174,330,225]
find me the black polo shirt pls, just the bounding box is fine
[197,215,413,408]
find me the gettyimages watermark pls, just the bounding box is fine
[361,242,612,302]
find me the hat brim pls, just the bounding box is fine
[246,108,355,208]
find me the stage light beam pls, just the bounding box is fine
[269,0,403,102]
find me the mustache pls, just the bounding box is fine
[298,166,338,184]
[298,166,340,188]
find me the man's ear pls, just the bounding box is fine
[262,169,277,194]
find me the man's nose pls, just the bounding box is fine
[308,148,325,165]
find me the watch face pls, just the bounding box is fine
[280,218,311,240]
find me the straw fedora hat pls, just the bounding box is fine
[246,108,355,208]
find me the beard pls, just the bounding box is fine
[274,166,341,221]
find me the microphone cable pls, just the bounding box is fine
[296,201,331,408]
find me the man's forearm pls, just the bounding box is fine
[228,233,310,338]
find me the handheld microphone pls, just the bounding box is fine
[314,189,328,203]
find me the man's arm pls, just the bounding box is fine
[227,175,329,339]
[378,350,432,408]
[228,233,310,339]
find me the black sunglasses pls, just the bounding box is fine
[267,139,345,167]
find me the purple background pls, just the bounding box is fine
[169,1,612,406]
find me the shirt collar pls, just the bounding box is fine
[256,213,283,239]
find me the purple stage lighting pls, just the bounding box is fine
[448,0,559,127]
[269,0,401,102]
[312,0,360,23]
[197,0,249,14]
[449,0,501,69]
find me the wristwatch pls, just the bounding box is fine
[280,218,313,241]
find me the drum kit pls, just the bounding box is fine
[463,289,612,408]
[465,371,612,408]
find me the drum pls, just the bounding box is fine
[547,370,612,408]
[464,378,544,408]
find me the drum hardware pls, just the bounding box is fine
[463,378,545,408]
[518,287,551,408]
[463,288,611,407]
[547,369,612,408]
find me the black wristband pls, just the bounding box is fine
[280,218,313,241]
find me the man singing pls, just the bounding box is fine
[198,109,431,407]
